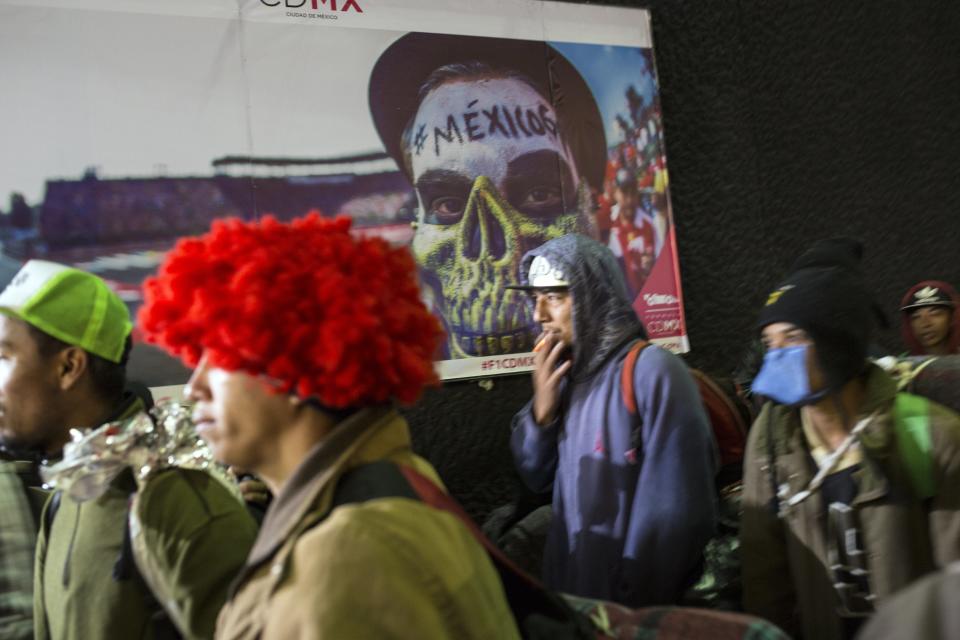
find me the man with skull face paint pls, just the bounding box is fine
[507,233,718,608]
[370,34,605,359]
[741,238,960,640]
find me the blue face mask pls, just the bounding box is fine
[751,345,826,407]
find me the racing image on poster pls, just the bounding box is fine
[0,0,687,383]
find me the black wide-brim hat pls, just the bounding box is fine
[368,32,606,192]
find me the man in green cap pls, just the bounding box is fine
[0,260,256,639]
[0,258,134,640]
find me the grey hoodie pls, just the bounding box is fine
[516,234,645,381]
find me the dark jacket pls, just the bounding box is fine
[741,365,960,639]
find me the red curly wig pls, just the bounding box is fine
[138,213,443,408]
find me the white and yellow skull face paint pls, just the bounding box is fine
[409,76,594,358]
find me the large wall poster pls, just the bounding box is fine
[0,0,689,385]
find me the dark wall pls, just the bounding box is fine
[408,0,960,521]
[643,0,960,373]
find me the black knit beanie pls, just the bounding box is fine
[756,237,874,389]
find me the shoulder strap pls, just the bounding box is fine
[332,461,596,640]
[333,462,538,586]
[893,393,935,500]
[332,460,418,507]
[394,466,539,585]
[621,339,651,416]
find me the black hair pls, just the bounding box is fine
[27,325,131,404]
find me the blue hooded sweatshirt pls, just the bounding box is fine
[510,234,717,607]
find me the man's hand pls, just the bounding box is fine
[532,332,572,426]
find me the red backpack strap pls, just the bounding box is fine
[396,466,541,588]
[396,466,599,638]
[621,340,651,415]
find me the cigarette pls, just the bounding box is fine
[533,337,547,352]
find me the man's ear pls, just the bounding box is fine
[56,346,90,391]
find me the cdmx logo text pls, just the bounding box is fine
[260,0,363,12]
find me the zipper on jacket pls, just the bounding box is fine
[61,503,81,587]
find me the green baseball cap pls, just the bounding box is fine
[0,260,132,364]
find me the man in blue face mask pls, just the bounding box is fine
[740,238,960,640]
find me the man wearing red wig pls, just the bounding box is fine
[139,214,520,639]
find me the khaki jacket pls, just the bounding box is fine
[741,365,960,639]
[216,407,521,640]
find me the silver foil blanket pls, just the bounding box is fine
[41,400,230,502]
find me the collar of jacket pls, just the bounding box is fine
[101,391,150,493]
[765,364,901,506]
[108,390,148,424]
[243,405,408,571]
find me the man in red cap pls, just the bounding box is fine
[139,213,520,639]
[899,280,960,356]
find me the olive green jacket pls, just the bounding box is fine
[34,401,258,640]
[216,407,520,640]
[741,365,960,639]
[0,459,44,640]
